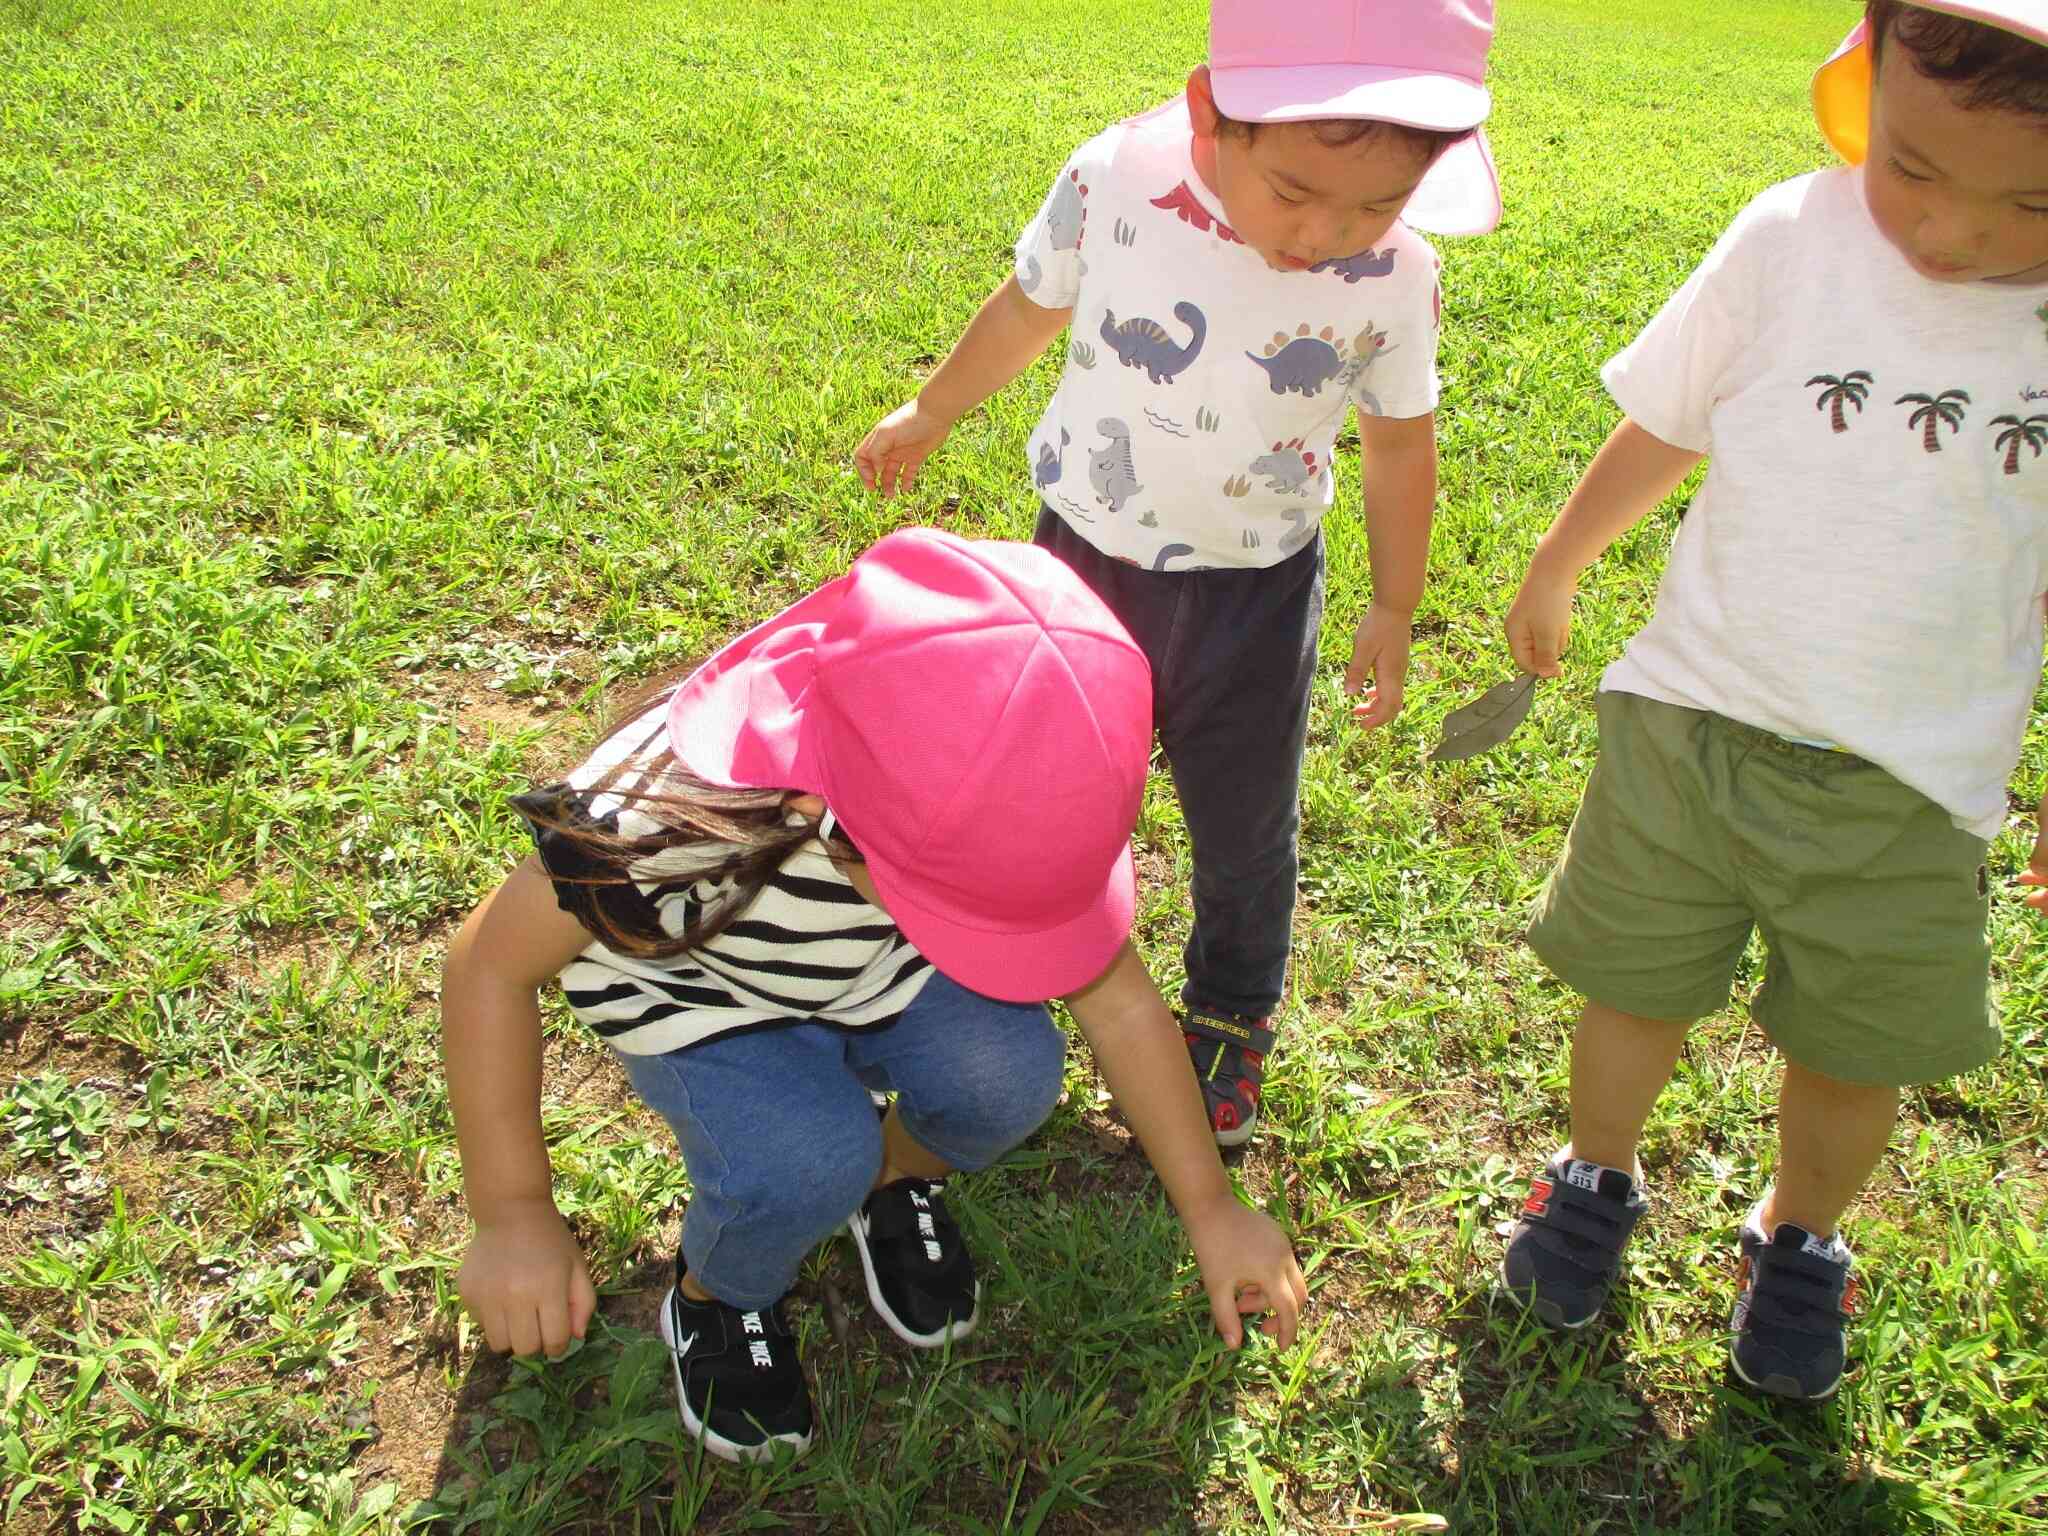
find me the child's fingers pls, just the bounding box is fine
[505,1302,543,1359]
[570,1267,597,1339]
[1350,684,1401,730]
[538,1296,579,1360]
[1256,1280,1301,1349]
[1206,1281,1246,1348]
[477,1302,509,1354]
[1505,617,1536,675]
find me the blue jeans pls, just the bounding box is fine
[613,970,1066,1310]
[1034,505,1322,1021]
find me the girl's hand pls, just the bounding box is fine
[1185,1195,1308,1349]
[855,400,957,500]
[1345,602,1413,730]
[1506,557,1576,679]
[458,1199,597,1359]
[2021,793,2048,913]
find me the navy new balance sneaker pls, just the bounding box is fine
[1500,1152,1648,1329]
[848,1176,980,1348]
[657,1263,814,1464]
[1729,1205,1858,1402]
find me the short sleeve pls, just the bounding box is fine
[1351,242,1442,420]
[510,783,666,944]
[1601,211,1761,453]
[1013,129,1117,311]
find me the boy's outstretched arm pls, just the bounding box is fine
[1063,944,1309,1348]
[1506,418,1704,677]
[855,276,1073,499]
[1347,411,1436,729]
[442,858,599,1358]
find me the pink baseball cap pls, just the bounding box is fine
[1209,0,1502,236]
[667,528,1154,1003]
[1814,4,2048,165]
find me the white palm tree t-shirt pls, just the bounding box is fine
[1600,167,2048,838]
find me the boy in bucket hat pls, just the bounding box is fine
[1499,2,2048,1401]
[859,1,1501,1146]
[440,529,1307,1462]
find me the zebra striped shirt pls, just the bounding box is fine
[515,706,933,1055]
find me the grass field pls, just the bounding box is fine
[4,0,2045,1530]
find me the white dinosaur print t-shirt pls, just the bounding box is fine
[1015,95,1441,572]
[1601,167,2048,838]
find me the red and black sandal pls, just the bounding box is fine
[1182,1010,1274,1148]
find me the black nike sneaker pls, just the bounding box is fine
[847,1176,980,1348]
[657,1262,814,1463]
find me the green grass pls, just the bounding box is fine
[3,0,2044,1530]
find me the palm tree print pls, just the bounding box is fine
[1991,413,2048,476]
[1895,388,1970,453]
[1806,371,1873,433]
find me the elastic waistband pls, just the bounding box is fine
[1713,713,1859,766]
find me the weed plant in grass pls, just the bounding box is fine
[2,0,2043,1532]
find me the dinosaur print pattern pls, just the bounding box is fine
[1277,506,1313,555]
[1020,169,1089,296]
[1311,249,1397,282]
[1088,418,1142,514]
[1033,428,1070,488]
[1102,302,1207,384]
[1151,542,1196,571]
[1148,182,1243,245]
[1247,322,1391,398]
[1248,439,1319,495]
[1046,168,1088,254]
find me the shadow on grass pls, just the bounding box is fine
[1436,1288,1933,1535]
[405,1132,1252,1533]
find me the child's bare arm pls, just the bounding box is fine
[856,276,1074,499]
[1346,411,1437,729]
[1507,418,1705,677]
[2022,786,2048,912]
[1062,944,1308,1347]
[441,857,599,1356]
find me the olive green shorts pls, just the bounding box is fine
[1528,692,1999,1087]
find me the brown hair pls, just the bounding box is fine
[1215,109,1474,161]
[1868,0,2048,117]
[517,671,861,962]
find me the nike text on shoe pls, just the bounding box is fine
[1184,1010,1275,1148]
[847,1176,980,1348]
[1500,1152,1648,1329]
[657,1268,814,1464]
[1729,1206,1857,1402]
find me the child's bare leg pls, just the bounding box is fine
[1763,1061,1898,1236]
[877,1105,953,1189]
[1566,1000,1691,1174]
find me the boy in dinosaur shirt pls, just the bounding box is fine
[857,0,1501,1144]
[1500,0,2048,1402]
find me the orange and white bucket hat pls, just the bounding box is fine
[1813,2,2048,163]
